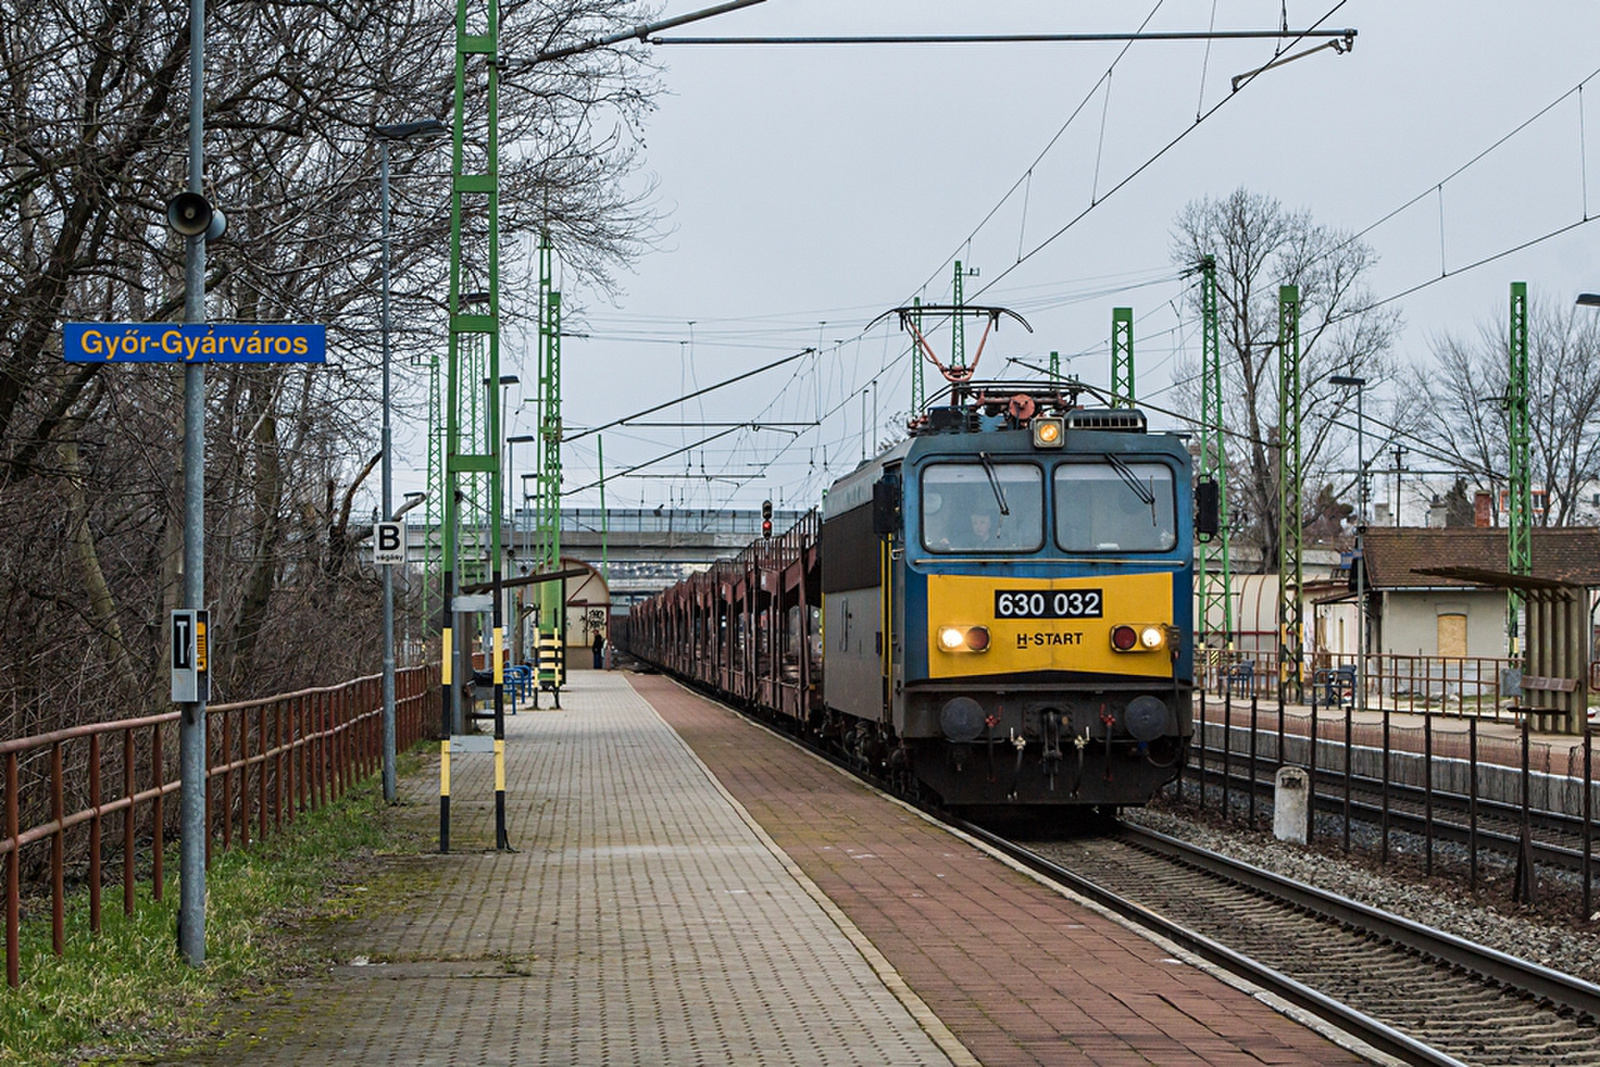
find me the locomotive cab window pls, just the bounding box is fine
[921,461,1043,553]
[1054,460,1177,553]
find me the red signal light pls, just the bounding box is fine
[1110,625,1138,651]
[964,626,990,652]
[762,519,772,539]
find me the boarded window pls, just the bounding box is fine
[1437,613,1467,658]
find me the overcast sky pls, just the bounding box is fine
[396,1,1600,516]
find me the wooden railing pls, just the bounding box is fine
[2,665,437,987]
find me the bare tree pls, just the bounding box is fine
[0,0,665,741]
[1416,292,1600,527]
[1169,187,1402,567]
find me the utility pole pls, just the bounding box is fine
[1391,445,1408,527]
[599,434,609,586]
[178,0,208,968]
[377,118,446,806]
[1277,285,1304,703]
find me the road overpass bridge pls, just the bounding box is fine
[404,508,809,604]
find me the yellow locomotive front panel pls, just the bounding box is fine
[925,572,1175,680]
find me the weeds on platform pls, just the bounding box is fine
[0,756,422,1066]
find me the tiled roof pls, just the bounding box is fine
[1361,527,1600,588]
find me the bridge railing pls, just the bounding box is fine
[1,664,437,987]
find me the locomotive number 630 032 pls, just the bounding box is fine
[993,589,1103,619]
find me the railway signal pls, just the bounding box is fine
[762,499,772,538]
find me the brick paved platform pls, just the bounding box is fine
[180,671,1385,1065]
[179,672,957,1065]
[631,672,1381,1066]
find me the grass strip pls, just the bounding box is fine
[0,755,425,1066]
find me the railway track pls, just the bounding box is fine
[647,667,1600,1063]
[979,820,1600,1066]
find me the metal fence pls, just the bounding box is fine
[1186,685,1597,921]
[1,665,437,987]
[1197,648,1526,718]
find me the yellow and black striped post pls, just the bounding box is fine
[439,590,453,853]
[491,609,508,850]
[538,632,564,709]
[439,734,451,852]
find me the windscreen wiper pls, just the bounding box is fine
[1104,453,1156,508]
[978,451,1010,515]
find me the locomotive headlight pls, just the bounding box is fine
[937,625,990,653]
[1110,624,1167,652]
[1032,417,1065,448]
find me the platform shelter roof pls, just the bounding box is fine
[1361,526,1600,589]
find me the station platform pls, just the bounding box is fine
[181,671,1385,1065]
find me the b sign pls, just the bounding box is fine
[373,522,405,565]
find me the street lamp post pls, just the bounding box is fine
[375,118,445,804]
[1331,374,1367,709]
[507,433,536,663]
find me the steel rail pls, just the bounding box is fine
[1116,822,1600,1022]
[953,818,1467,1067]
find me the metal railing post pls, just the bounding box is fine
[1424,712,1434,877]
[1306,699,1317,846]
[1381,707,1391,865]
[1343,704,1352,854]
[1248,691,1259,829]
[1469,717,1479,890]
[89,733,102,932]
[1222,685,1232,817]
[6,751,19,988]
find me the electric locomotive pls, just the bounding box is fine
[822,376,1207,808]
[624,306,1217,811]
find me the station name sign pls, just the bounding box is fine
[64,322,325,363]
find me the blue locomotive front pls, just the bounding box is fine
[820,394,1201,809]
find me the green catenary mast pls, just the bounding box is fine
[952,261,966,370]
[1196,257,1233,645]
[1111,307,1134,407]
[910,296,924,416]
[535,231,564,696]
[1277,285,1304,702]
[425,345,444,626]
[1506,281,1531,657]
[440,0,508,853]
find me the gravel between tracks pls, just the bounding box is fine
[1124,800,1600,988]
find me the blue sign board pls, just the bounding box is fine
[64,323,325,364]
